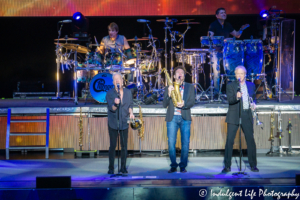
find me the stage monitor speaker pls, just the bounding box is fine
[36,176,71,188]
[296,174,300,186]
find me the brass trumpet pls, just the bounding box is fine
[249,97,263,127]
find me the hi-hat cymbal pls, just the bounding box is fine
[177,22,200,25]
[156,19,177,23]
[140,50,151,53]
[181,19,194,21]
[62,43,91,53]
[127,38,149,41]
[142,37,158,40]
[54,38,78,41]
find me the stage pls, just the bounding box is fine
[0,152,299,200]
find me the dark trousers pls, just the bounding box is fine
[108,126,128,170]
[224,110,257,168]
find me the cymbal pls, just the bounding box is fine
[181,19,194,21]
[177,22,200,25]
[156,19,177,23]
[127,38,149,41]
[62,43,91,53]
[142,37,158,40]
[54,38,78,41]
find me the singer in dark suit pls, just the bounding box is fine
[163,66,195,173]
[222,66,259,173]
[106,72,134,175]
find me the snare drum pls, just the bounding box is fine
[104,52,122,67]
[89,73,114,103]
[243,39,263,77]
[223,39,244,80]
[175,52,206,66]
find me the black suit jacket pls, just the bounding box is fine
[163,82,195,122]
[225,81,256,125]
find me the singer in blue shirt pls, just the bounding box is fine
[106,72,134,175]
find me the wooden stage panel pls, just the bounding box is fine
[0,114,299,150]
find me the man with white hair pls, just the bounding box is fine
[222,66,259,173]
[106,72,135,175]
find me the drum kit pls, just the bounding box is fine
[53,17,270,104]
[199,34,265,102]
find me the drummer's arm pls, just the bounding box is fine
[97,41,105,54]
[208,31,214,37]
[230,30,241,38]
[124,37,130,50]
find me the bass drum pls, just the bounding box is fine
[223,39,244,81]
[89,73,114,103]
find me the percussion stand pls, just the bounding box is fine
[194,57,208,102]
[217,74,227,102]
[169,30,176,80]
[133,38,144,100]
[205,39,217,102]
[145,22,160,93]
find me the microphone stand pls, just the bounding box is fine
[233,81,247,176]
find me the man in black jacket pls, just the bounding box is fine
[222,66,259,173]
[163,66,195,173]
[106,72,135,175]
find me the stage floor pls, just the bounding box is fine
[0,152,299,189]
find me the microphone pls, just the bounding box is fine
[117,84,120,94]
[237,78,241,90]
[58,20,72,23]
[137,19,150,23]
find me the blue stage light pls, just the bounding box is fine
[73,12,83,21]
[260,10,269,18]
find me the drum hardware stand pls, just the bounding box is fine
[132,37,144,101]
[203,38,219,103]
[193,59,208,102]
[55,23,65,99]
[178,23,191,71]
[217,74,227,102]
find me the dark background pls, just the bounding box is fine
[0,14,299,98]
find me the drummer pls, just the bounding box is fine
[207,7,249,93]
[97,22,134,85]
